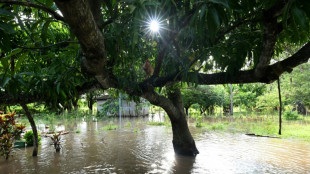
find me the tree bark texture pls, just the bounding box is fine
[21,103,38,156]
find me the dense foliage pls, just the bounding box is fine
[0,112,25,159]
[23,130,41,146]
[182,85,224,115]
[1,0,309,105]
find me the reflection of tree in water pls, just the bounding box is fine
[172,155,196,174]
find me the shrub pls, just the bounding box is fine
[0,112,25,159]
[284,111,299,120]
[23,130,41,146]
[195,116,203,127]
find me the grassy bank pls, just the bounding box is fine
[195,114,310,141]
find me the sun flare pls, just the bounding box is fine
[149,20,159,32]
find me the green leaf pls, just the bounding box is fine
[14,52,28,71]
[56,83,61,94]
[207,6,220,40]
[209,7,220,27]
[200,4,207,20]
[45,0,54,8]
[0,58,9,70]
[0,22,15,34]
[0,8,16,16]
[282,1,294,28]
[129,5,136,13]
[42,20,51,44]
[60,90,67,98]
[3,48,23,59]
[301,1,310,19]
[291,6,307,29]
[209,0,229,9]
[1,76,10,88]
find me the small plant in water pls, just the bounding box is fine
[133,128,139,133]
[75,129,81,133]
[50,132,61,152]
[103,121,118,130]
[125,122,132,128]
[23,130,42,146]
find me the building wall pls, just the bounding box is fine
[97,99,149,116]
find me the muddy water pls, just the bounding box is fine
[1,116,310,174]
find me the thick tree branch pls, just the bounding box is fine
[153,45,167,77]
[54,0,117,88]
[0,0,64,21]
[255,0,287,78]
[144,42,310,87]
[87,0,104,30]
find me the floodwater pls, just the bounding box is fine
[1,116,310,174]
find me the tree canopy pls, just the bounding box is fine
[1,0,310,103]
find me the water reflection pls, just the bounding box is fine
[1,116,310,174]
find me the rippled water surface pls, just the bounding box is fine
[1,116,310,174]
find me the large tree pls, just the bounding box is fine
[1,0,310,156]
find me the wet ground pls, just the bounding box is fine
[1,116,310,174]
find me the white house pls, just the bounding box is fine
[96,95,149,116]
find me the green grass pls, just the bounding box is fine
[125,122,132,128]
[101,122,118,130]
[195,115,310,141]
[148,121,166,126]
[148,121,171,126]
[133,128,139,133]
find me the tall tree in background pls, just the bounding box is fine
[1,0,310,156]
[282,63,310,114]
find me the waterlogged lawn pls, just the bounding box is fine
[195,116,310,141]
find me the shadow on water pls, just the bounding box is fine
[1,115,310,174]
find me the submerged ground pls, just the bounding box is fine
[1,114,310,173]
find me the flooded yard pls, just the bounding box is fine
[1,116,310,174]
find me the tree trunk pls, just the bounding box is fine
[185,107,189,116]
[277,78,282,135]
[21,103,38,156]
[170,110,199,156]
[167,89,199,156]
[66,101,73,113]
[229,84,233,116]
[87,93,94,111]
[72,98,79,110]
[143,88,199,156]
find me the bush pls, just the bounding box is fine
[284,111,299,120]
[23,130,41,146]
[0,112,25,159]
[195,116,203,127]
